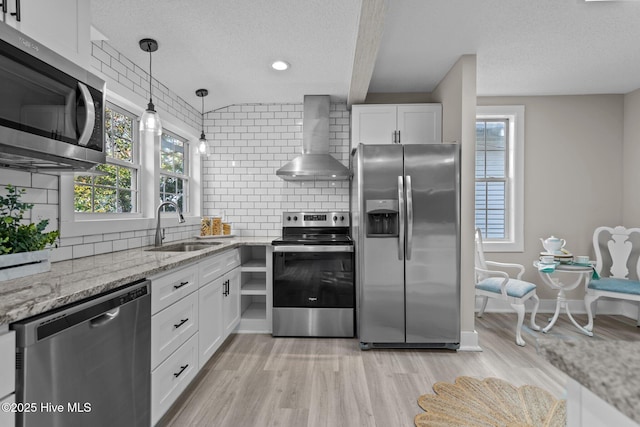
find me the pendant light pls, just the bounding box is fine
[196,89,208,155]
[139,38,162,136]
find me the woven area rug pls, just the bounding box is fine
[415,376,566,427]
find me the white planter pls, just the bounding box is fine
[0,250,51,281]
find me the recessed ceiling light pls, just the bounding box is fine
[271,60,290,71]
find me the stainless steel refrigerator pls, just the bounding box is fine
[351,143,460,349]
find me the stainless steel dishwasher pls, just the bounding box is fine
[11,279,151,427]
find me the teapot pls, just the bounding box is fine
[540,236,566,254]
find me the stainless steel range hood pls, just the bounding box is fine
[276,95,349,181]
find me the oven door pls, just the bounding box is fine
[272,245,354,309]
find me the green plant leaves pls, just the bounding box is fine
[0,185,59,254]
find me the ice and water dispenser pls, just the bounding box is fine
[366,199,399,237]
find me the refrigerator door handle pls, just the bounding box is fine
[397,175,405,260]
[405,175,413,260]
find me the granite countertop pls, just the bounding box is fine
[0,237,273,325]
[539,339,640,424]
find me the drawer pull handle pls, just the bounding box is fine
[174,281,189,290]
[174,318,189,329]
[173,364,189,378]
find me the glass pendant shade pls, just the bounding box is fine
[198,132,207,154]
[140,104,162,136]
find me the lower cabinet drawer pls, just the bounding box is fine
[151,292,199,369]
[151,332,199,426]
[151,264,199,315]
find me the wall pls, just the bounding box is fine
[478,95,625,299]
[0,40,201,262]
[201,103,350,236]
[431,55,478,348]
[623,88,640,225]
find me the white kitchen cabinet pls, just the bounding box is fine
[151,292,198,370]
[151,332,198,426]
[198,277,224,369]
[238,246,272,333]
[351,104,442,149]
[222,268,241,337]
[150,263,199,315]
[150,263,200,426]
[0,330,15,427]
[1,0,91,67]
[198,249,239,369]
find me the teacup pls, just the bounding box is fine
[540,255,555,264]
[575,255,589,265]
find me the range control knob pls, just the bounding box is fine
[340,216,345,221]
[287,216,291,221]
[293,216,298,221]
[333,216,338,221]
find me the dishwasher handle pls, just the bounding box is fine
[90,308,120,328]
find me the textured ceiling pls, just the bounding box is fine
[91,0,640,114]
[90,0,361,112]
[371,0,640,96]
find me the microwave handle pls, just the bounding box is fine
[77,82,96,147]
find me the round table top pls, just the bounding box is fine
[533,260,593,272]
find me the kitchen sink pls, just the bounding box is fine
[146,242,223,252]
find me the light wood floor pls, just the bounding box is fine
[160,313,640,427]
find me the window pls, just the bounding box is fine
[74,103,139,213]
[60,91,202,239]
[475,119,508,239]
[475,106,524,252]
[160,131,189,213]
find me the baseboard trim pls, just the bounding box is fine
[458,330,482,352]
[474,296,639,317]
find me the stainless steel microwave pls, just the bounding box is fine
[0,23,105,171]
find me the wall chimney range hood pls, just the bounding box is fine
[276,95,349,181]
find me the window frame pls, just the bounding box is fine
[59,90,202,238]
[476,105,525,252]
[159,130,190,214]
[73,102,141,217]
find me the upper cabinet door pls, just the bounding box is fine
[351,104,442,149]
[351,105,397,147]
[397,104,442,144]
[2,0,91,67]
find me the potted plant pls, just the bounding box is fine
[0,185,60,281]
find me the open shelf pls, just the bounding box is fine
[241,301,266,320]
[240,260,266,271]
[237,245,272,333]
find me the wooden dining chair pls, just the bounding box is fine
[474,228,541,346]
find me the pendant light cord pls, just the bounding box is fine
[148,43,153,104]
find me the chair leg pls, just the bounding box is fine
[477,296,489,318]
[584,294,600,332]
[510,303,526,347]
[529,294,541,331]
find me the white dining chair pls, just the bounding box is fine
[584,225,640,332]
[474,228,541,346]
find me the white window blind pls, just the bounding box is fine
[475,119,508,240]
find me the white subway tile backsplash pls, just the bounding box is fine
[202,102,350,236]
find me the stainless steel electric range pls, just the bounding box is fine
[271,212,354,337]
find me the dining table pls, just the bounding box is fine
[533,260,594,336]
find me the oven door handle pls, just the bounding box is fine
[273,245,354,253]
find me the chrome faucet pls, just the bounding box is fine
[155,201,185,246]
